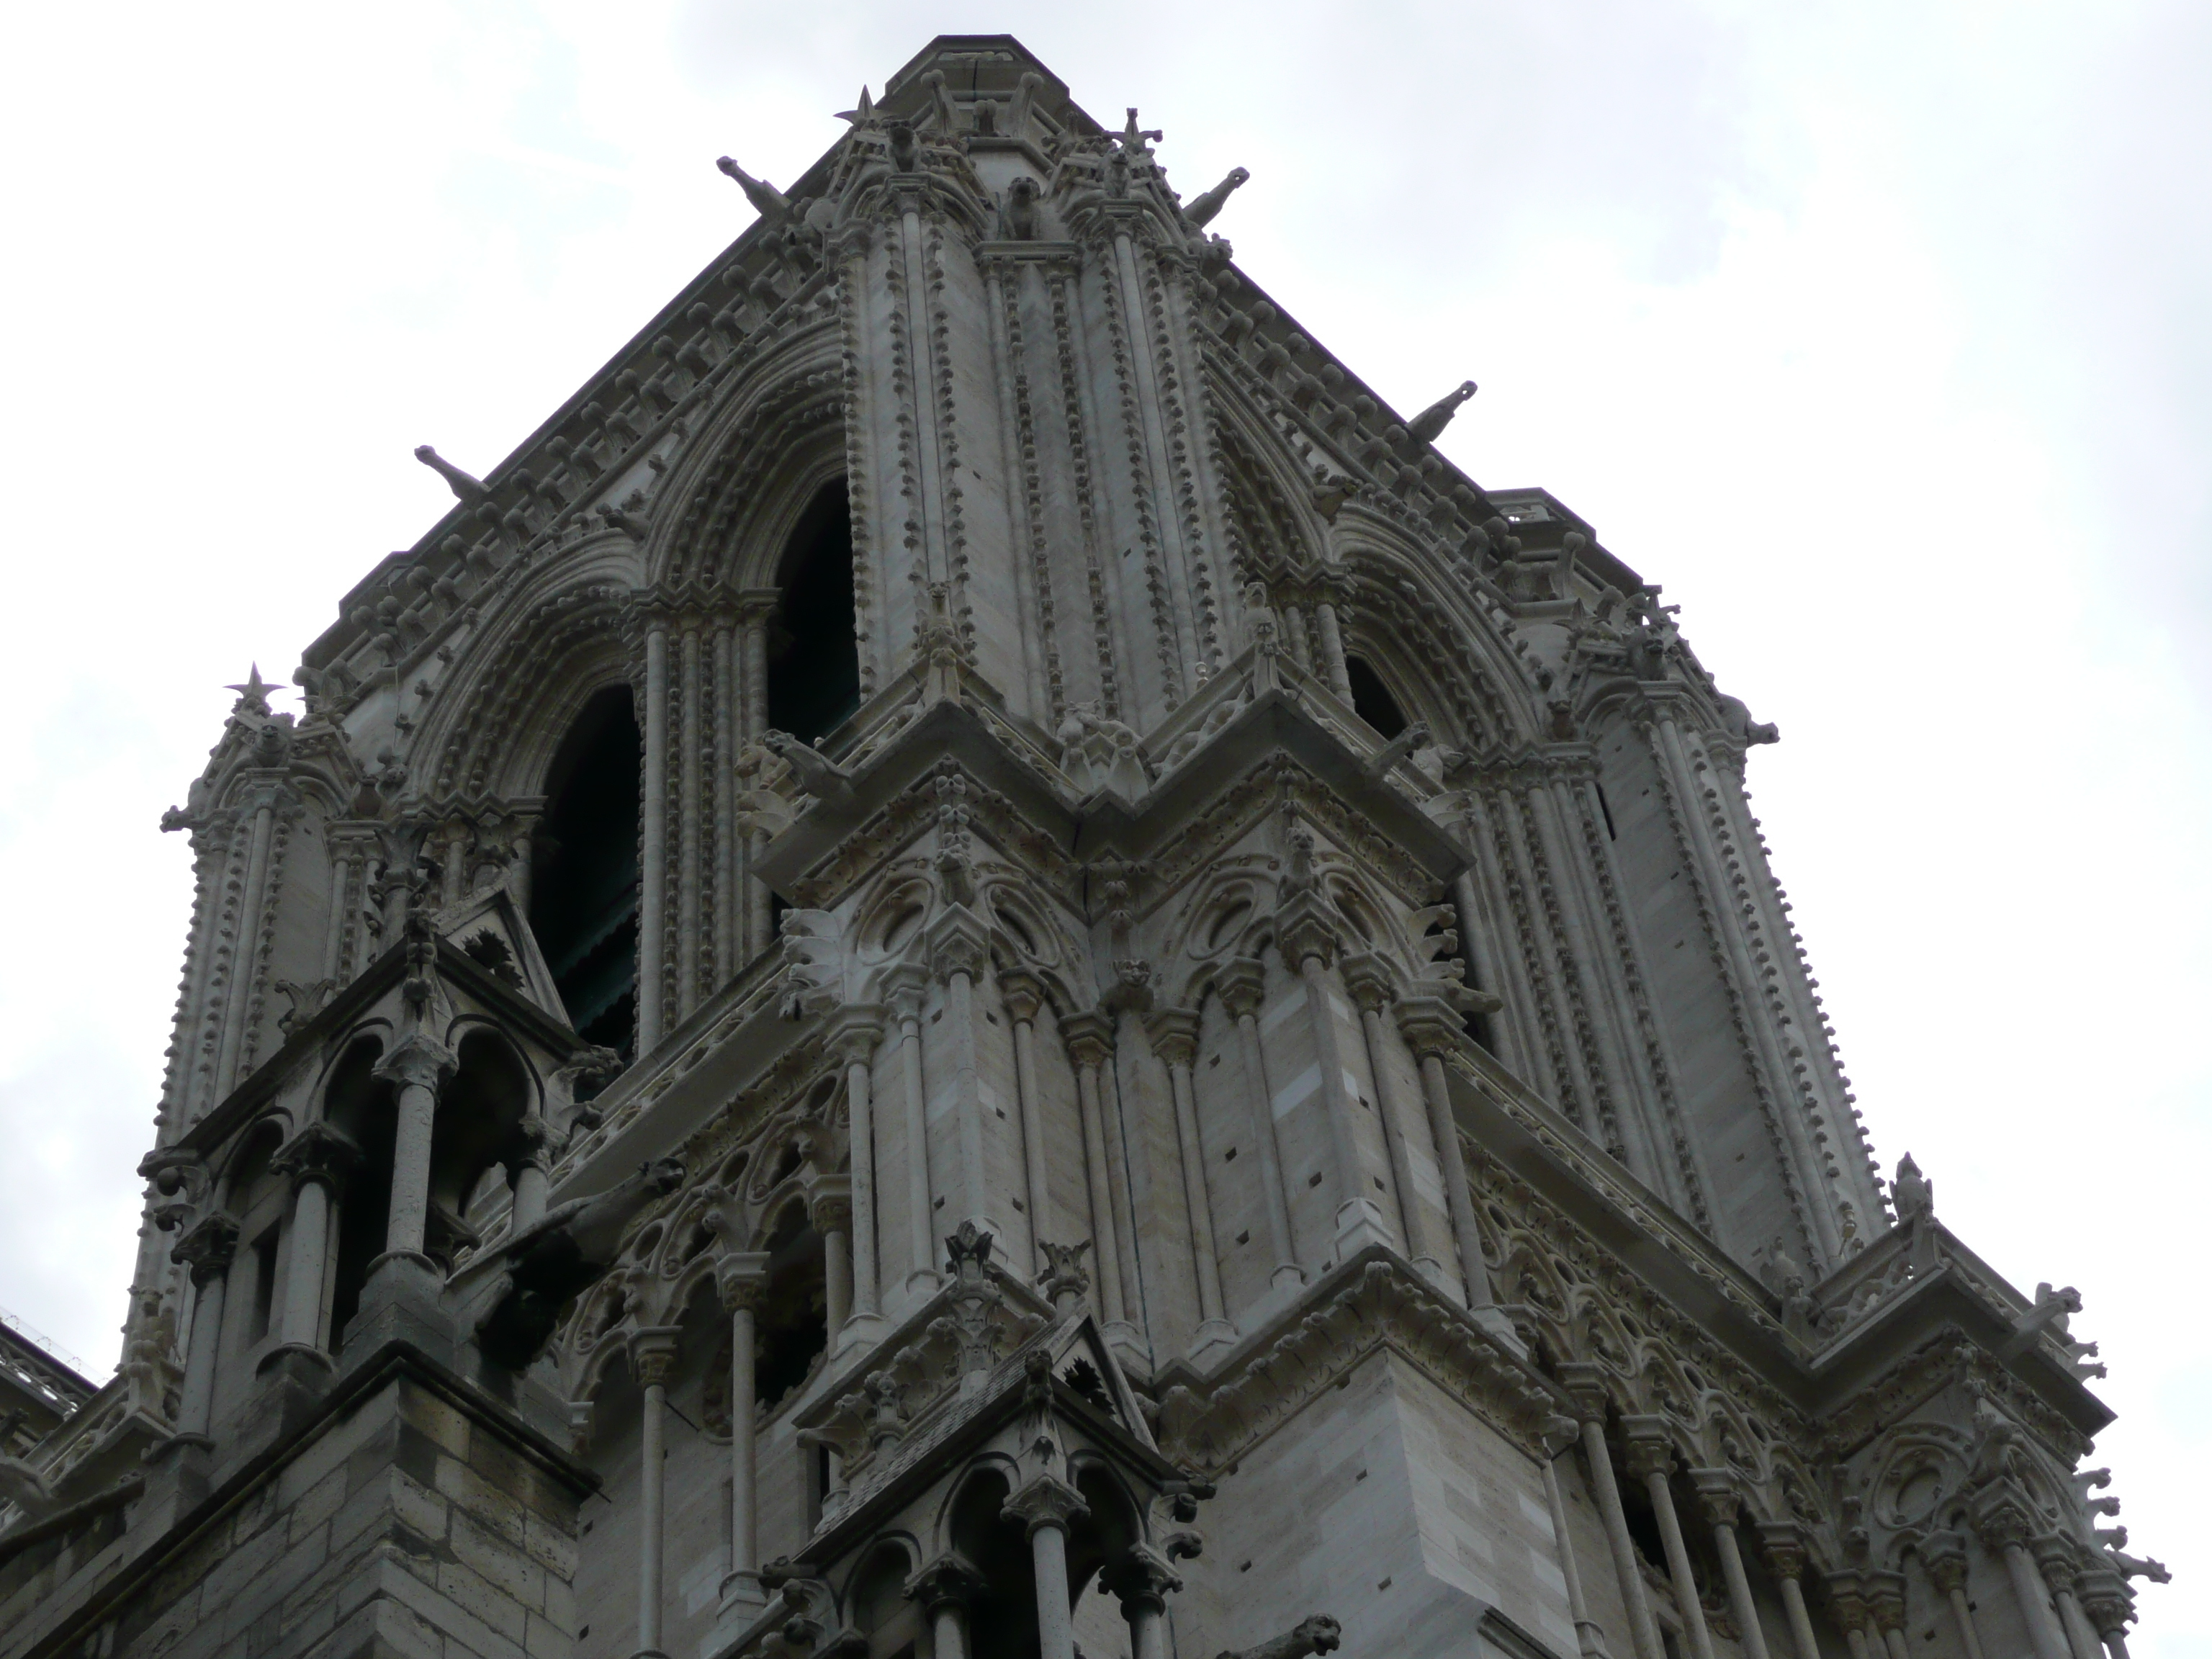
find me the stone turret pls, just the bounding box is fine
[0,35,2153,1659]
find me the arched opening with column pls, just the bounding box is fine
[423,1029,534,1270]
[766,477,860,747]
[947,1464,1043,1659]
[323,1033,393,1343]
[529,685,642,1062]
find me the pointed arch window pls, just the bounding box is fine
[765,480,860,746]
[529,687,642,1062]
[1344,655,1410,740]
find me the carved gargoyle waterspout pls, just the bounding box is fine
[462,1156,684,1370]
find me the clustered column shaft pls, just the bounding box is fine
[1622,1421,1716,1659]
[372,1034,454,1262]
[630,1327,680,1659]
[720,1268,765,1611]
[888,974,938,1298]
[639,624,670,1050]
[1064,1013,1127,1327]
[1690,1473,1771,1659]
[1001,974,1054,1271]
[1149,1008,1232,1347]
[1218,959,1303,1291]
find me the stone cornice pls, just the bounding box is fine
[1153,1249,1565,1473]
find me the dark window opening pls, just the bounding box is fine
[950,1467,1043,1659]
[247,1225,279,1343]
[750,1203,829,1414]
[325,1037,395,1346]
[423,1032,532,1271]
[1596,781,1619,841]
[765,480,860,747]
[530,688,642,1064]
[1345,655,1409,740]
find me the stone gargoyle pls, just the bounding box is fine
[452,1157,685,1371]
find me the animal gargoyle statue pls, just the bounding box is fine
[0,1411,58,1524]
[1216,1614,1343,1659]
[458,1157,685,1371]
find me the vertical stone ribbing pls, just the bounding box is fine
[1097,238,1183,706]
[1645,714,1833,1262]
[992,260,1065,724]
[678,621,703,1020]
[713,624,737,986]
[158,827,228,1136]
[1567,773,1715,1237]
[1475,789,1590,1140]
[922,222,977,659]
[884,217,931,624]
[233,808,292,1079]
[1141,251,1222,669]
[1505,782,1625,1159]
[837,236,883,696]
[1048,268,1120,718]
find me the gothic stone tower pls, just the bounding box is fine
[0,35,2162,1659]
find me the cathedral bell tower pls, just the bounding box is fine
[0,35,2157,1659]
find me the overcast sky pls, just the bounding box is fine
[1,3,2203,1650]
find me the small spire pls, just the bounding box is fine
[225,665,276,715]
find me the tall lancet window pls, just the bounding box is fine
[1344,655,1411,740]
[766,480,860,746]
[529,687,642,1063]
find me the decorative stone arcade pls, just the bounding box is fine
[0,33,2160,1659]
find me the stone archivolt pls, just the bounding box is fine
[0,35,2156,1659]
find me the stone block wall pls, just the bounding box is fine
[3,1364,587,1659]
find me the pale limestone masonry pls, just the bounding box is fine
[0,33,2162,1659]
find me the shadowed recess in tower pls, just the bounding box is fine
[529,686,640,1061]
[767,478,860,747]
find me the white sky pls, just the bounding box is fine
[1,3,2203,1649]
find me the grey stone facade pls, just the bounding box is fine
[0,34,2161,1659]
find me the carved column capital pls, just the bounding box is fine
[271,1122,360,1192]
[1003,1473,1089,1538]
[1756,1521,1812,1582]
[1619,1416,1676,1482]
[2031,1535,2085,1592]
[1104,1543,1184,1614]
[1061,1010,1116,1070]
[1866,1570,1909,1634]
[905,1552,985,1614]
[1215,958,1267,1020]
[883,962,930,1022]
[2076,1569,2134,1637]
[925,906,990,984]
[1687,1468,1744,1530]
[171,1213,240,1286]
[1393,995,1465,1060]
[1971,1486,2034,1550]
[810,1187,855,1236]
[1552,1361,1613,1424]
[1823,1570,1871,1632]
[1146,1007,1202,1068]
[373,1031,457,1093]
[826,1002,889,1066]
[1920,1529,1971,1593]
[1275,893,1340,969]
[717,1251,772,1313]
[997,968,1046,1026]
[629,1324,683,1387]
[1338,950,1399,1014]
